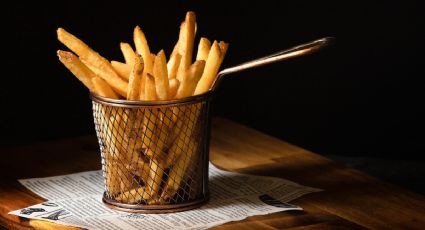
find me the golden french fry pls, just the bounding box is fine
[103,118,142,198]
[165,65,206,168]
[103,152,137,196]
[194,41,224,95]
[168,78,180,99]
[162,93,203,201]
[218,41,229,59]
[161,137,197,200]
[167,53,181,80]
[104,161,121,196]
[151,108,174,161]
[81,59,123,99]
[165,111,197,167]
[92,77,120,99]
[119,160,163,204]
[57,28,128,97]
[120,153,150,201]
[80,58,127,99]
[175,60,205,99]
[57,50,96,92]
[133,26,152,72]
[116,187,146,203]
[143,54,156,100]
[196,37,211,61]
[141,74,158,155]
[120,42,137,66]
[111,60,131,80]
[75,61,127,98]
[103,109,134,161]
[127,56,144,100]
[165,89,203,168]
[177,22,185,53]
[102,107,143,195]
[80,59,102,75]
[180,12,196,70]
[145,73,157,100]
[94,97,132,164]
[143,158,164,200]
[186,140,203,199]
[153,50,169,100]
[167,62,203,151]
[176,12,196,83]
[125,159,150,183]
[133,26,153,100]
[144,68,171,179]
[118,168,137,193]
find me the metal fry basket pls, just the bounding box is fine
[91,92,213,213]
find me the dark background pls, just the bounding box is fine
[2,1,424,192]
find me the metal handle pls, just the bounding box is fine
[210,37,334,91]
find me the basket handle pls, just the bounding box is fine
[210,37,334,91]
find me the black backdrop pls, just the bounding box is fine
[2,1,424,160]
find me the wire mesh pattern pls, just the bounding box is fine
[91,95,211,212]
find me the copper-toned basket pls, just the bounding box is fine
[91,92,213,213]
[89,37,333,213]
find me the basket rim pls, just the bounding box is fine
[90,91,214,107]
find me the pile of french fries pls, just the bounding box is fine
[57,11,228,204]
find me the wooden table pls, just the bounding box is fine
[1,118,424,229]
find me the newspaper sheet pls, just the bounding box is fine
[9,163,321,230]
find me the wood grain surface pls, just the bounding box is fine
[1,117,424,229]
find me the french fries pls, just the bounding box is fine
[120,42,137,66]
[57,28,128,97]
[196,37,211,61]
[194,41,227,95]
[178,12,196,77]
[144,158,164,200]
[153,50,169,100]
[145,73,157,100]
[167,51,181,80]
[127,55,144,100]
[57,50,96,92]
[176,60,205,99]
[92,77,120,99]
[161,138,197,200]
[111,60,131,80]
[57,11,228,204]
[134,26,153,100]
[142,73,158,155]
[168,78,180,99]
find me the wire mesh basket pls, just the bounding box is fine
[91,92,213,213]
